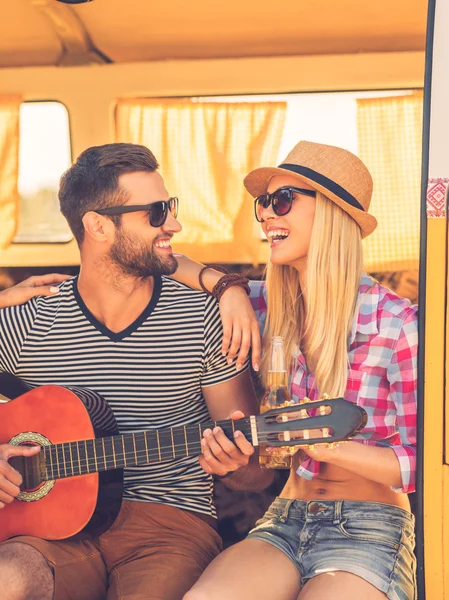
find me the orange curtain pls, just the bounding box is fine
[357,92,423,272]
[115,99,286,262]
[0,96,21,250]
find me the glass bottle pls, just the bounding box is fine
[259,335,294,469]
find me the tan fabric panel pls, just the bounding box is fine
[0,0,427,67]
[115,99,286,261]
[357,92,423,272]
[0,97,21,250]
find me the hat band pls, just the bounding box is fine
[279,164,365,212]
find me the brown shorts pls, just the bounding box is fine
[4,501,222,600]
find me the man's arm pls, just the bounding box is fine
[0,274,71,374]
[200,370,274,491]
[172,255,261,371]
[0,276,68,507]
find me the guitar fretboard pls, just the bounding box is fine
[42,418,254,481]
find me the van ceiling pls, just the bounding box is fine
[0,0,428,68]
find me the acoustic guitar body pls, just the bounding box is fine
[0,375,123,542]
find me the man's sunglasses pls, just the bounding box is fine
[254,187,316,223]
[95,197,179,228]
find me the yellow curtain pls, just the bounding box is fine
[0,97,21,250]
[115,99,286,262]
[357,92,423,272]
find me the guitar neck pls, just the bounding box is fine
[38,397,366,482]
[42,417,255,481]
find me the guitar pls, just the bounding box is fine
[0,374,367,542]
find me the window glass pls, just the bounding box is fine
[195,90,412,159]
[15,101,72,243]
[201,90,421,275]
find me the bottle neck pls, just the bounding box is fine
[268,337,288,388]
[266,370,288,388]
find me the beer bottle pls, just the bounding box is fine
[259,336,294,469]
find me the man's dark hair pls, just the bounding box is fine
[59,143,159,245]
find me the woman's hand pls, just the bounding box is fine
[219,287,261,372]
[0,274,72,309]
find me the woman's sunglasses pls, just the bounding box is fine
[95,197,179,228]
[254,186,316,223]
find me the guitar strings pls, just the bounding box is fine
[42,430,328,459]
[22,433,332,479]
[17,402,345,482]
[19,411,336,479]
[21,431,333,481]
[41,417,329,454]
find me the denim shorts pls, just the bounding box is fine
[247,497,416,600]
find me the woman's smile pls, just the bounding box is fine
[266,227,290,247]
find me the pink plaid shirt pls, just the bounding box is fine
[250,274,418,494]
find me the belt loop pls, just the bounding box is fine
[279,499,294,523]
[333,500,342,525]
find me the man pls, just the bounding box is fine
[0,143,271,600]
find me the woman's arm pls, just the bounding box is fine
[0,274,72,309]
[298,307,418,492]
[302,442,404,489]
[172,254,224,293]
[173,255,262,371]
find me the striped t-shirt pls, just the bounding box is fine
[0,276,243,517]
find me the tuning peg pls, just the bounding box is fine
[324,442,339,450]
[283,445,300,456]
[300,396,311,404]
[321,393,330,400]
[279,400,295,408]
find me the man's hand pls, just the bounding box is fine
[0,274,71,309]
[198,410,255,477]
[0,444,40,509]
[218,287,261,372]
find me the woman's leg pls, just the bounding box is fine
[183,538,301,600]
[295,501,416,600]
[298,572,387,600]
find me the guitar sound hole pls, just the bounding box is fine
[10,451,44,490]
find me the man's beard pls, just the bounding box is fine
[109,228,178,278]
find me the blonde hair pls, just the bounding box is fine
[261,192,364,398]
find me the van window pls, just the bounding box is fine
[14,101,72,243]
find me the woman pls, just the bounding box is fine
[178,141,417,600]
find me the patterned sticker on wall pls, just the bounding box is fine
[427,178,449,218]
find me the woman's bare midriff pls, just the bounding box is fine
[279,452,411,512]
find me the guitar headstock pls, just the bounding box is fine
[256,397,367,447]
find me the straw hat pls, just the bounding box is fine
[244,140,377,238]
